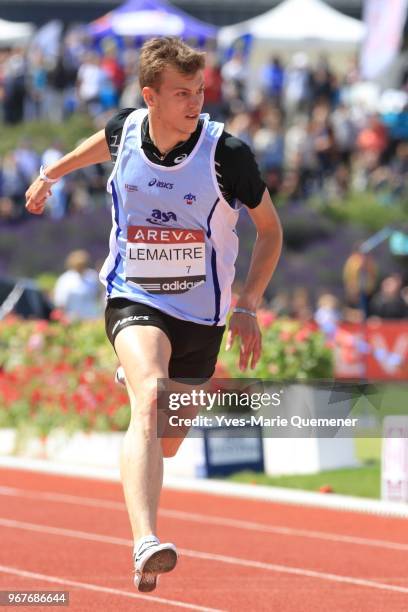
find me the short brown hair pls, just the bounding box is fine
[139,37,205,90]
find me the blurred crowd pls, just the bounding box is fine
[50,248,408,323]
[268,272,408,326]
[0,32,407,221]
[0,136,106,221]
[265,239,408,323]
[219,50,408,204]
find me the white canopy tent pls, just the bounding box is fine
[218,0,366,94]
[219,0,366,49]
[0,17,34,47]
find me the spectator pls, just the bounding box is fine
[314,293,341,337]
[221,49,248,101]
[283,53,312,119]
[25,49,48,120]
[342,244,378,319]
[357,113,389,162]
[14,139,40,185]
[331,103,357,166]
[260,55,285,104]
[269,291,290,317]
[3,49,26,124]
[76,51,104,115]
[0,152,27,219]
[226,111,258,148]
[309,105,338,192]
[253,108,284,194]
[54,249,102,320]
[369,273,408,319]
[310,58,335,107]
[290,287,313,322]
[46,44,78,122]
[100,40,125,95]
[203,52,224,120]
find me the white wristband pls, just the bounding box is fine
[39,165,59,183]
[232,307,257,318]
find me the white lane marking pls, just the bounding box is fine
[0,517,130,546]
[1,486,407,553]
[2,456,408,518]
[161,509,408,553]
[1,517,408,596]
[0,564,224,612]
[166,475,408,518]
[181,549,408,595]
[0,486,124,510]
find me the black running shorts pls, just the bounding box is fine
[105,298,225,380]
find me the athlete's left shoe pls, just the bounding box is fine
[134,540,178,592]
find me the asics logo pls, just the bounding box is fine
[112,315,149,336]
[148,178,174,190]
[174,154,188,164]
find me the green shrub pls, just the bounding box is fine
[311,191,407,232]
[219,314,333,381]
[0,314,334,436]
[0,114,96,156]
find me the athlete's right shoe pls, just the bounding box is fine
[133,541,178,592]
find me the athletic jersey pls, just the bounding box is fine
[99,109,240,326]
[105,109,266,209]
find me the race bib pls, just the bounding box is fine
[126,226,206,294]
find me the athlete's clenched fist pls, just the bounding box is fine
[25,177,52,215]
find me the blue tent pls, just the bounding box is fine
[88,0,217,47]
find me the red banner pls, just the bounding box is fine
[334,321,408,380]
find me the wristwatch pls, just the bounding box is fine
[232,307,257,318]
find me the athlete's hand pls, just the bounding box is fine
[25,177,52,215]
[226,313,262,371]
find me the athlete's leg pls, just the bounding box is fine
[114,325,171,543]
[160,378,211,457]
[115,365,184,459]
[124,380,165,532]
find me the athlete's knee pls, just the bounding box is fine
[129,377,161,434]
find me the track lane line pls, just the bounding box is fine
[1,486,407,553]
[1,517,408,596]
[0,565,224,612]
[2,457,408,518]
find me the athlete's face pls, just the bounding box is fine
[143,66,205,137]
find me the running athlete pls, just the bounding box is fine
[25,37,282,593]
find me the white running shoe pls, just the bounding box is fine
[115,366,126,386]
[134,541,178,592]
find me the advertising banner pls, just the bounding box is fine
[361,0,408,79]
[334,321,408,380]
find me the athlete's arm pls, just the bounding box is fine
[226,188,283,371]
[25,130,111,215]
[237,188,282,311]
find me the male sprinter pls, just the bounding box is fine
[25,37,282,592]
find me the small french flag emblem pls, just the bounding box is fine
[184,193,196,205]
